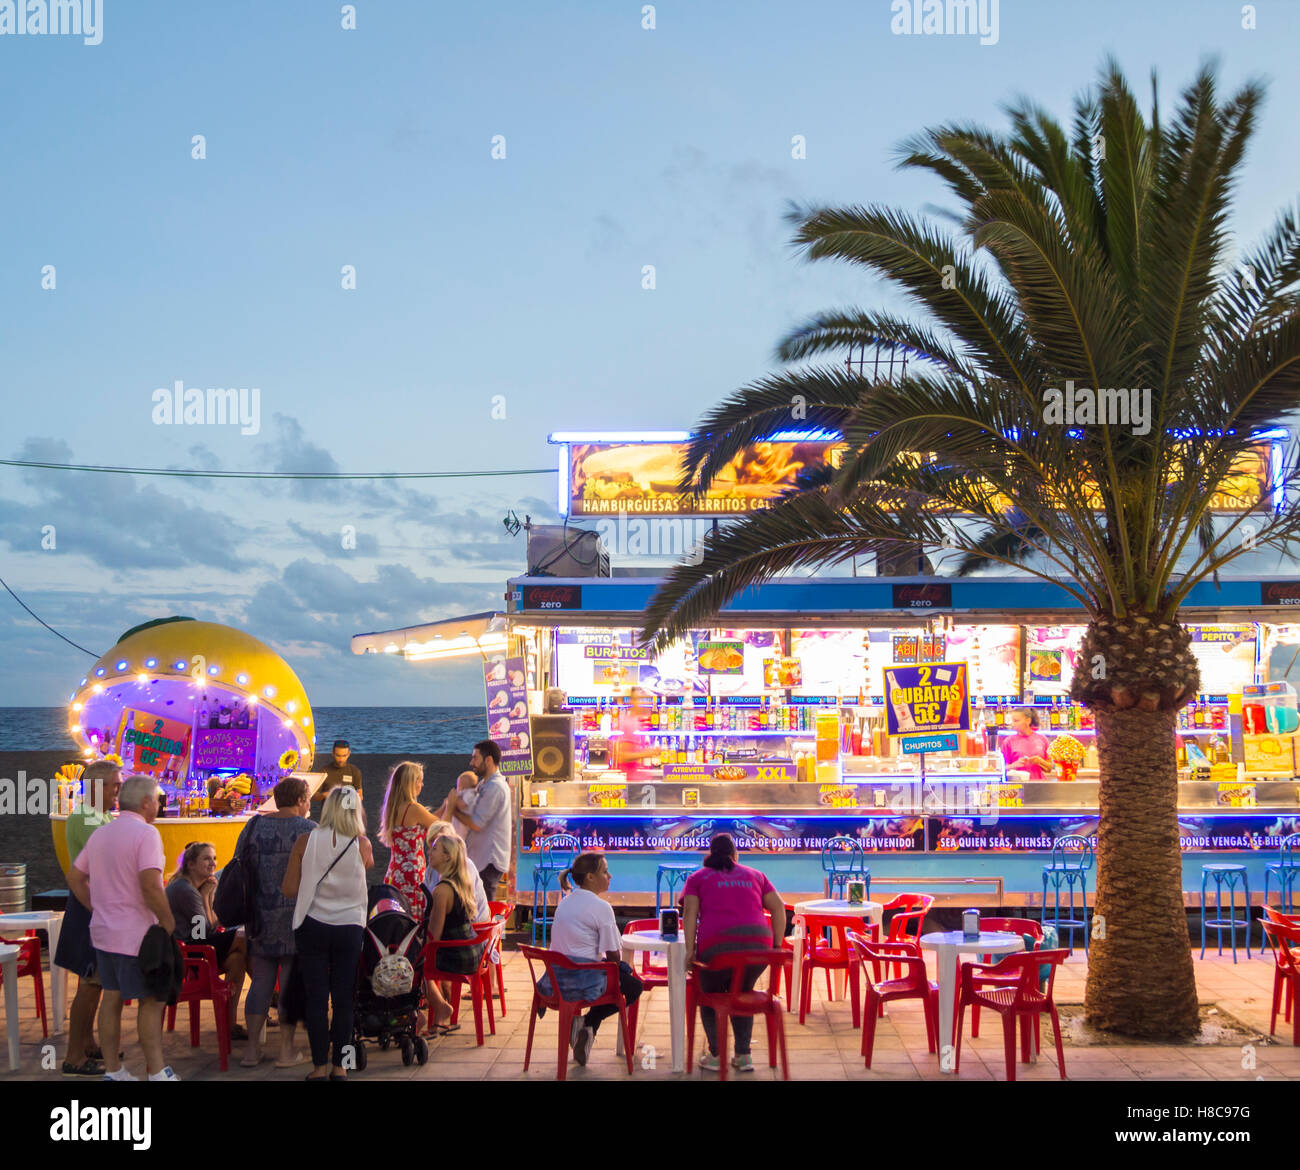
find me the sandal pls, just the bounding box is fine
[275,1051,307,1068]
[239,1052,267,1068]
[435,1023,461,1036]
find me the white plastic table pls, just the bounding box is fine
[1,943,18,1070]
[920,930,1025,1073]
[618,929,687,1073]
[0,911,67,1035]
[790,899,884,1015]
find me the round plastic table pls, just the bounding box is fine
[920,930,1026,1074]
[0,910,68,1035]
[790,898,884,1015]
[1,942,19,1070]
[618,929,688,1073]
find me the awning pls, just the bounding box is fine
[351,612,508,662]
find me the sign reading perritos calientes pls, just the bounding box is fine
[883,662,970,737]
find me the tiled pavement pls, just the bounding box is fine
[1,944,1295,1082]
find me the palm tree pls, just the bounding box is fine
[641,61,1300,1039]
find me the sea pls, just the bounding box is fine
[0,707,486,754]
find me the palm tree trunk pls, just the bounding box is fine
[1084,706,1200,1038]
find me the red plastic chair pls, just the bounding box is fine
[519,944,638,1080]
[482,901,514,1017]
[878,894,934,975]
[954,949,1070,1080]
[686,949,789,1081]
[0,934,48,1038]
[797,912,870,1026]
[1261,919,1300,1045]
[424,923,499,1045]
[968,917,1044,1044]
[623,919,670,991]
[847,933,938,1066]
[165,943,232,1071]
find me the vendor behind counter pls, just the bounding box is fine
[1000,707,1053,779]
[312,739,363,808]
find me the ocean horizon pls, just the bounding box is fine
[0,707,487,755]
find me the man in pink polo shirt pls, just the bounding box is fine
[69,774,179,1082]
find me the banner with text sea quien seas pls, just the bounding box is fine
[116,709,192,777]
[485,654,533,777]
[883,662,970,737]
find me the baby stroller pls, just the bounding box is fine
[353,883,429,1068]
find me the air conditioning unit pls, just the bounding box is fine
[526,526,610,577]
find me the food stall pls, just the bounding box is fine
[51,618,320,873]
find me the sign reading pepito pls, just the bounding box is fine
[883,661,970,737]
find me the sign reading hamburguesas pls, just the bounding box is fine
[883,661,970,737]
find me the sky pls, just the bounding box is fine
[1,0,1299,707]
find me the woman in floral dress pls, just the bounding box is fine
[379,761,436,923]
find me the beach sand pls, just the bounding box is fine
[0,751,466,901]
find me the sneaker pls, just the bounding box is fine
[104,1067,138,1082]
[698,1052,721,1071]
[572,1026,595,1067]
[731,1054,755,1073]
[62,1059,105,1078]
[147,1066,182,1082]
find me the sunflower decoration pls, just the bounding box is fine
[278,749,299,772]
[102,753,124,767]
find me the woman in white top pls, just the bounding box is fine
[547,852,643,1067]
[283,786,374,1081]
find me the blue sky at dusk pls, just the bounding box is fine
[2,0,1299,707]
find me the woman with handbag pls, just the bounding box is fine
[283,785,374,1081]
[233,777,315,1068]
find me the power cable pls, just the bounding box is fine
[0,458,557,481]
[0,573,102,657]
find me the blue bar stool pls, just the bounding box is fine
[821,836,869,901]
[531,833,580,944]
[655,863,695,913]
[1201,863,1251,962]
[1041,835,1092,954]
[1262,835,1300,954]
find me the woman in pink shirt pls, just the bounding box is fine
[1001,707,1053,778]
[682,834,786,1073]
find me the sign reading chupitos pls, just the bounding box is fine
[882,662,970,737]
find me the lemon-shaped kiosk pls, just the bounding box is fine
[51,617,317,875]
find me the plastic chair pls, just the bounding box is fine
[0,934,47,1038]
[968,917,1045,1044]
[954,949,1070,1080]
[655,864,695,913]
[424,923,499,1045]
[1041,835,1093,954]
[623,919,670,991]
[1264,834,1300,922]
[763,909,797,1010]
[797,912,870,1027]
[531,834,579,944]
[878,894,935,978]
[1261,919,1300,1045]
[821,836,869,900]
[165,943,232,1071]
[483,901,514,1016]
[1201,864,1251,962]
[1261,906,1300,1017]
[519,944,638,1080]
[846,933,938,1067]
[686,949,789,1081]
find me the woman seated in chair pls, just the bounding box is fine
[540,851,643,1068]
[682,833,786,1073]
[425,833,486,1035]
[166,841,248,1041]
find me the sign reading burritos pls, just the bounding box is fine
[883,662,970,736]
[697,641,745,675]
[563,438,841,517]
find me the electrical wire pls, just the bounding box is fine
[0,573,102,657]
[0,458,557,481]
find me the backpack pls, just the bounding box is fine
[214,816,261,935]
[368,923,421,998]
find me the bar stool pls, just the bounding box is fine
[1201,863,1251,962]
[821,836,869,900]
[1041,835,1092,954]
[655,863,694,913]
[530,833,579,945]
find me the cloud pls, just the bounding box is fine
[287,520,381,557]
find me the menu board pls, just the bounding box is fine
[484,654,533,776]
[883,662,970,736]
[1025,627,1084,696]
[763,657,803,687]
[1186,624,1258,694]
[696,641,745,675]
[116,709,191,778]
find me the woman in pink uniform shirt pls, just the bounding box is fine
[1001,707,1053,778]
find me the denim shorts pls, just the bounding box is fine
[94,949,150,1000]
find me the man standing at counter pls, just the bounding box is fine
[313,739,363,808]
[1000,708,1053,779]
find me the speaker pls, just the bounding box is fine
[530,714,574,781]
